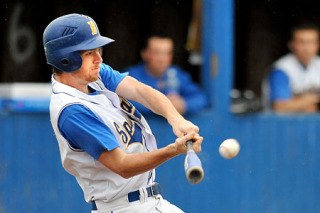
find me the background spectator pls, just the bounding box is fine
[125,35,208,116]
[266,23,320,112]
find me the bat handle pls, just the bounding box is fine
[186,140,194,151]
[184,140,204,184]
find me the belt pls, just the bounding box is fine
[92,183,161,210]
[128,183,161,202]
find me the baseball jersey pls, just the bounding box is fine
[126,63,208,115]
[50,63,157,203]
[268,53,320,101]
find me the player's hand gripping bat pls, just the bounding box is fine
[184,140,204,184]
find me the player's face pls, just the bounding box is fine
[290,29,319,66]
[75,48,103,83]
[142,37,173,77]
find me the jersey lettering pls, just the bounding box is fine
[114,120,143,149]
[120,98,142,120]
[114,122,129,144]
[123,119,134,136]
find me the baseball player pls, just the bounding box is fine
[126,35,208,116]
[43,14,203,213]
[266,23,320,112]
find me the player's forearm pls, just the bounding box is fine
[99,144,180,179]
[273,97,318,112]
[120,145,180,178]
[119,133,201,178]
[137,83,184,121]
[116,76,182,120]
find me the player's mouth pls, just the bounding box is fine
[92,66,100,72]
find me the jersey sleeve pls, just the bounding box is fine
[99,63,128,92]
[58,104,119,160]
[268,69,292,101]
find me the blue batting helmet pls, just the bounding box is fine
[43,14,114,72]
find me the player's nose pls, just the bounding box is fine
[94,50,103,63]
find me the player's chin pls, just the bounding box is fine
[90,76,99,82]
[88,73,99,82]
[91,68,100,77]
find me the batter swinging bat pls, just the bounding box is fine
[184,140,204,184]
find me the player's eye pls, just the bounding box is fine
[81,48,102,57]
[99,48,103,56]
[81,50,92,56]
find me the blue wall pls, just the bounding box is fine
[0,113,91,212]
[152,113,320,213]
[2,112,320,212]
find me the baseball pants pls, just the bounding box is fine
[91,194,184,213]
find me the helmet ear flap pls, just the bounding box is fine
[60,58,70,65]
[51,51,82,72]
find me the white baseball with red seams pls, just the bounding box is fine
[219,139,240,159]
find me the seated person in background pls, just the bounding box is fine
[125,35,208,115]
[268,23,320,113]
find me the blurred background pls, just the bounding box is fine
[0,0,196,82]
[2,0,320,212]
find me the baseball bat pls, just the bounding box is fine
[184,140,204,184]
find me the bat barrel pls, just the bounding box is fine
[184,141,204,184]
[186,165,204,184]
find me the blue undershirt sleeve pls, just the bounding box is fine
[58,104,119,160]
[269,69,291,101]
[99,63,128,92]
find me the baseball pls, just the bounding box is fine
[219,139,240,159]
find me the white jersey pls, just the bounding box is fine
[274,53,320,94]
[50,75,157,203]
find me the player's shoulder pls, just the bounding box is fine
[274,54,295,67]
[273,54,301,75]
[269,68,289,83]
[312,56,320,66]
[63,103,89,113]
[59,104,93,122]
[126,63,145,75]
[99,63,114,74]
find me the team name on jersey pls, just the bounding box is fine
[114,98,143,150]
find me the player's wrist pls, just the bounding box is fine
[165,143,181,157]
[166,112,184,125]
